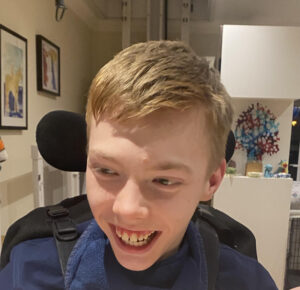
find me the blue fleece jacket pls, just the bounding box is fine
[0,219,278,290]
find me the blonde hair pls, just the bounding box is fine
[86,40,233,172]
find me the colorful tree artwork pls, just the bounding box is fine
[235,103,280,161]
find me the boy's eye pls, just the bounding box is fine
[152,178,179,186]
[96,168,118,176]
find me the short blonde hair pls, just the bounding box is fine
[86,40,233,172]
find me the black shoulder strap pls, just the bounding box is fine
[51,204,221,284]
[0,195,92,270]
[50,204,221,282]
[47,205,80,275]
[192,208,220,290]
[197,204,257,260]
[192,203,258,290]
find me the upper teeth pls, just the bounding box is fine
[116,229,155,242]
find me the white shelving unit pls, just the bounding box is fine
[221,25,300,100]
[213,176,292,290]
[218,27,298,289]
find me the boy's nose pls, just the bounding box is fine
[112,179,149,221]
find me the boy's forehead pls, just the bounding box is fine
[97,105,204,124]
[88,108,210,162]
[90,107,207,136]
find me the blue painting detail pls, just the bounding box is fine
[4,83,23,118]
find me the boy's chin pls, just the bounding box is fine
[117,256,156,271]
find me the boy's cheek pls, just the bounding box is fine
[87,189,114,214]
[86,177,114,215]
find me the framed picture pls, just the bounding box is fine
[0,25,27,129]
[36,35,60,96]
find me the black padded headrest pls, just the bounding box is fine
[225,130,235,164]
[36,110,235,172]
[36,110,87,172]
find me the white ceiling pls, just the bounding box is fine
[80,0,212,19]
[67,0,300,30]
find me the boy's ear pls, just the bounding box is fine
[202,159,226,201]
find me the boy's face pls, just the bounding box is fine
[86,108,225,271]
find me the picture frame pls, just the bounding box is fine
[0,25,27,129]
[36,35,60,96]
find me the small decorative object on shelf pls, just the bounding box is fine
[226,166,237,175]
[247,171,263,178]
[245,159,263,175]
[264,164,273,178]
[226,159,237,175]
[273,160,291,178]
[273,172,291,178]
[235,102,280,175]
[0,136,8,171]
[274,160,288,174]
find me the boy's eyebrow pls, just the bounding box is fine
[88,150,192,174]
[152,161,192,174]
[88,150,121,164]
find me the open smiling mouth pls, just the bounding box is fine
[110,224,160,250]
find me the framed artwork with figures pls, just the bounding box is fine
[0,25,27,129]
[36,34,60,96]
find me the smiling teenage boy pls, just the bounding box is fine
[64,40,277,289]
[0,40,278,290]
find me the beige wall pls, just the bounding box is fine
[90,18,146,77]
[0,0,93,233]
[91,20,122,77]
